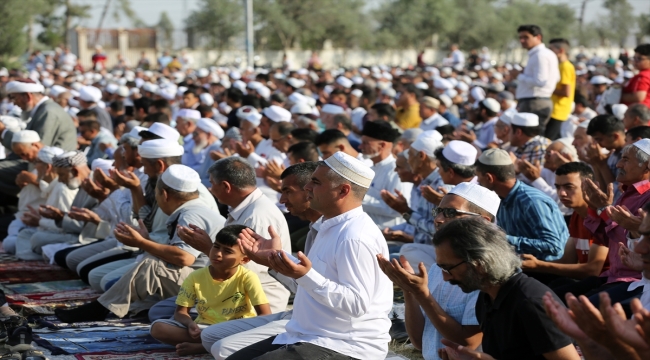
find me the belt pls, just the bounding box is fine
[518,97,551,101]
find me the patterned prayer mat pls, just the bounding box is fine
[34,329,174,355]
[1,280,97,315]
[73,350,213,360]
[0,260,78,284]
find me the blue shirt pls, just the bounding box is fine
[497,180,568,261]
[198,142,223,188]
[407,169,445,244]
[442,111,462,128]
[86,130,117,163]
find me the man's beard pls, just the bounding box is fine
[448,265,483,293]
[66,177,82,190]
[192,139,208,154]
[362,151,380,159]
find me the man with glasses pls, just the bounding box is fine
[378,182,500,359]
[622,44,650,107]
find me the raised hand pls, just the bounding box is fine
[380,189,410,213]
[177,224,212,255]
[376,254,428,297]
[606,205,641,232]
[68,206,101,224]
[543,292,589,342]
[265,161,285,179]
[268,250,311,279]
[38,205,65,221]
[582,179,614,210]
[234,141,255,158]
[420,185,448,206]
[111,169,141,190]
[238,226,283,266]
[517,159,541,181]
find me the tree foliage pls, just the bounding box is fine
[156,11,174,50]
[0,0,47,66]
[36,0,91,48]
[602,0,635,47]
[185,0,244,51]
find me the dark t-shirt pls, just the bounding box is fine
[227,107,241,129]
[476,272,573,359]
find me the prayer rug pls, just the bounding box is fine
[0,261,78,284]
[33,315,150,332]
[34,329,174,355]
[1,280,97,315]
[73,350,213,360]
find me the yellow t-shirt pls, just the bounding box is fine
[176,265,268,325]
[395,104,422,129]
[551,60,576,121]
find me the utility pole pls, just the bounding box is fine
[64,0,71,47]
[245,0,254,68]
[96,0,112,47]
[579,0,591,35]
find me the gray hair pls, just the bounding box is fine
[432,217,521,286]
[208,157,256,190]
[623,144,650,167]
[552,137,578,161]
[628,103,650,122]
[119,134,140,148]
[317,161,368,201]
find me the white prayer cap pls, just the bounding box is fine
[449,182,501,217]
[142,82,158,93]
[499,108,517,125]
[247,81,262,90]
[244,112,262,127]
[478,148,512,166]
[381,88,397,98]
[78,86,102,102]
[410,130,443,157]
[50,85,68,98]
[273,73,286,80]
[6,81,44,94]
[229,70,241,80]
[12,130,40,144]
[352,76,364,84]
[232,80,247,93]
[439,94,453,108]
[492,72,504,81]
[441,67,453,76]
[590,75,612,85]
[140,123,180,142]
[91,158,114,173]
[578,120,591,129]
[297,68,309,76]
[105,83,119,94]
[323,151,375,188]
[291,102,312,115]
[633,139,650,156]
[200,93,214,106]
[197,118,225,139]
[127,126,146,140]
[138,139,184,159]
[455,82,469,93]
[256,86,271,100]
[401,128,423,143]
[415,82,429,90]
[511,112,539,127]
[481,98,501,113]
[421,96,440,109]
[470,87,485,101]
[350,89,363,98]
[286,78,305,89]
[288,92,308,105]
[161,164,201,193]
[67,107,80,118]
[445,89,459,98]
[262,105,291,122]
[158,87,176,101]
[321,104,345,115]
[434,78,453,90]
[0,68,7,77]
[197,68,210,78]
[336,76,353,89]
[41,78,54,88]
[612,104,628,121]
[176,109,201,121]
[37,146,64,164]
[442,141,477,166]
[117,86,129,98]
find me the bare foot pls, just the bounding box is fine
[176,342,207,356]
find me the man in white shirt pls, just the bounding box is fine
[515,24,560,136]
[419,97,449,131]
[175,109,201,168]
[450,44,465,68]
[226,152,393,360]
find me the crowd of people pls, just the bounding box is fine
[1,23,650,359]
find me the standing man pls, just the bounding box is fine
[395,84,422,129]
[515,25,560,136]
[548,38,576,141]
[621,44,650,107]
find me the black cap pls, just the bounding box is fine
[361,120,400,142]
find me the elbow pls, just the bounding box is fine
[174,253,196,267]
[582,264,605,278]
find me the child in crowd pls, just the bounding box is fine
[149,225,271,355]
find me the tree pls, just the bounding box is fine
[157,11,174,50]
[36,0,91,48]
[0,0,47,66]
[185,0,243,51]
[110,0,146,28]
[602,0,635,47]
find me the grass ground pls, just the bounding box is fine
[389,341,425,360]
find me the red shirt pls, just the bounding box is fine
[569,212,608,272]
[622,69,650,107]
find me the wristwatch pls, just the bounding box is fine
[402,209,413,222]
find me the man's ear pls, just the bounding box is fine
[222,181,232,193]
[339,183,352,198]
[71,167,79,177]
[336,144,345,152]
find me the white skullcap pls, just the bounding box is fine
[499,108,517,125]
[262,105,291,122]
[381,88,397,98]
[578,120,591,129]
[478,148,512,166]
[158,87,176,101]
[624,71,634,78]
[12,130,40,144]
[415,82,429,90]
[470,87,485,101]
[449,182,501,217]
[229,70,241,80]
[78,86,103,103]
[67,107,80,118]
[197,118,225,139]
[176,109,201,121]
[633,139,650,156]
[481,98,501,113]
[161,164,201,193]
[91,158,114,173]
[323,151,375,188]
[6,81,44,94]
[439,94,453,108]
[286,78,305,89]
[401,128,423,143]
[411,130,443,157]
[105,83,119,94]
[256,86,271,100]
[200,93,214,106]
[351,89,363,98]
[590,75,613,85]
[138,139,184,159]
[50,85,68,97]
[434,78,453,90]
[291,102,312,115]
[442,141,478,166]
[37,146,64,164]
[445,89,459,98]
[321,104,345,115]
[511,112,539,127]
[352,76,364,84]
[612,104,628,121]
[288,92,308,104]
[244,112,262,127]
[117,86,129,98]
[455,82,469,93]
[236,105,259,120]
[140,123,180,142]
[232,80,247,93]
[296,68,309,76]
[127,125,146,140]
[197,68,210,78]
[336,76,353,89]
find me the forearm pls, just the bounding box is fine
[529,261,603,279]
[403,292,425,350]
[577,338,641,360]
[130,186,146,214]
[173,310,196,328]
[413,291,479,347]
[621,92,645,103]
[139,241,194,267]
[595,162,615,191]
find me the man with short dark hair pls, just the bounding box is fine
[322,113,360,150]
[625,125,650,145]
[548,38,576,140]
[78,119,117,163]
[586,114,626,197]
[515,24,560,135]
[287,142,319,164]
[395,84,422,129]
[621,44,650,107]
[314,129,367,163]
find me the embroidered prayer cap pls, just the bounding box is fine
[323,151,375,188]
[361,120,400,142]
[478,148,512,166]
[511,112,539,127]
[138,139,184,159]
[12,130,40,144]
[442,141,477,166]
[197,118,225,139]
[449,182,501,217]
[139,123,180,142]
[161,164,201,193]
[37,146,64,164]
[53,151,87,168]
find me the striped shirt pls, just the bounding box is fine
[497,180,568,261]
[407,169,445,244]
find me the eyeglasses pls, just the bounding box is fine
[432,207,482,219]
[438,260,467,275]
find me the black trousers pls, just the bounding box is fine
[544,118,564,140]
[226,336,357,360]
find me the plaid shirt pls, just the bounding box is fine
[514,135,551,166]
[407,169,445,245]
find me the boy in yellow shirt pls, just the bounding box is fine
[150,225,271,355]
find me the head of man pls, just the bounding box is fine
[477,98,500,123]
[633,44,650,71]
[34,146,64,179]
[182,90,199,109]
[119,133,142,168]
[544,138,578,171]
[433,217,521,293]
[193,118,223,152]
[548,38,570,60]
[397,84,420,108]
[360,121,399,162]
[475,149,516,191]
[509,113,540,147]
[495,111,515,143]
[616,141,650,186]
[138,139,184,178]
[78,119,101,141]
[240,114,263,144]
[368,103,396,123]
[11,130,43,162]
[587,114,626,151]
[314,129,355,159]
[175,109,200,137]
[626,126,650,146]
[6,80,45,112]
[304,153,373,218]
[279,162,320,221]
[53,151,91,190]
[395,150,417,183]
[155,164,200,216]
[77,85,102,110]
[208,157,256,207]
[572,124,592,152]
[434,141,477,185]
[419,97,440,120]
[554,162,594,210]
[287,142,319,165]
[407,130,443,177]
[517,24,543,50]
[632,201,650,280]
[270,121,295,153]
[623,104,650,130]
[433,182,500,231]
[261,106,292,139]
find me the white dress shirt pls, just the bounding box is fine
[363,156,407,228]
[274,207,393,359]
[451,49,465,67]
[246,138,286,202]
[420,113,449,131]
[38,179,78,232]
[515,43,560,99]
[628,276,650,311]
